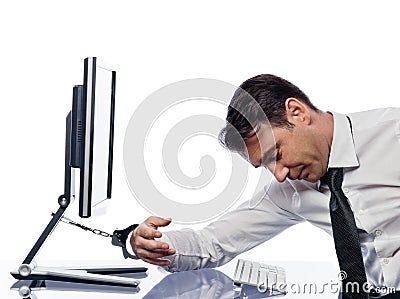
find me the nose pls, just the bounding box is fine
[270,162,289,182]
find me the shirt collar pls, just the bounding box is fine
[327,111,359,169]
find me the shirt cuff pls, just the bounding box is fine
[125,231,136,256]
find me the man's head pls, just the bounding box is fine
[219,74,333,183]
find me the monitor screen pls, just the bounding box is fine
[71,57,116,218]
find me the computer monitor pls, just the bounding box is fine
[71,57,116,218]
[11,58,143,291]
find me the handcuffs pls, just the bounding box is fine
[111,224,140,259]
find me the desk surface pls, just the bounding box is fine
[3,259,341,298]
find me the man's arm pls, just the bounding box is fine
[130,187,304,271]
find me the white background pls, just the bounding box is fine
[1,0,399,297]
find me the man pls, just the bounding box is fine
[130,74,400,297]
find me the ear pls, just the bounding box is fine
[284,98,311,125]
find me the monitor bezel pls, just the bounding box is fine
[78,57,116,218]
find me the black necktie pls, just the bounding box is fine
[324,168,369,298]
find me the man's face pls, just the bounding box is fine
[244,121,330,183]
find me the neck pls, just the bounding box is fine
[311,110,334,149]
[323,111,334,149]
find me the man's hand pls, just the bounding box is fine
[130,216,176,266]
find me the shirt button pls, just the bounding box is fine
[343,187,349,194]
[375,230,382,237]
[383,258,390,265]
[358,209,364,215]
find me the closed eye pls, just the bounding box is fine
[255,142,281,168]
[262,149,281,165]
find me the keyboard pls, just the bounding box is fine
[233,259,287,294]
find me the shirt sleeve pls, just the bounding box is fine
[161,185,305,272]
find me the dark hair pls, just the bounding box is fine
[218,74,318,152]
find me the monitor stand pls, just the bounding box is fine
[10,113,145,298]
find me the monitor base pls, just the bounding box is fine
[11,264,143,298]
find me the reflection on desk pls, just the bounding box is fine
[144,268,284,299]
[6,260,341,298]
[144,269,234,299]
[11,267,284,299]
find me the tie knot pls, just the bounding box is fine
[322,168,344,191]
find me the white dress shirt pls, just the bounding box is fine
[158,108,400,290]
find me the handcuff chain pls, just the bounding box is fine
[56,213,112,238]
